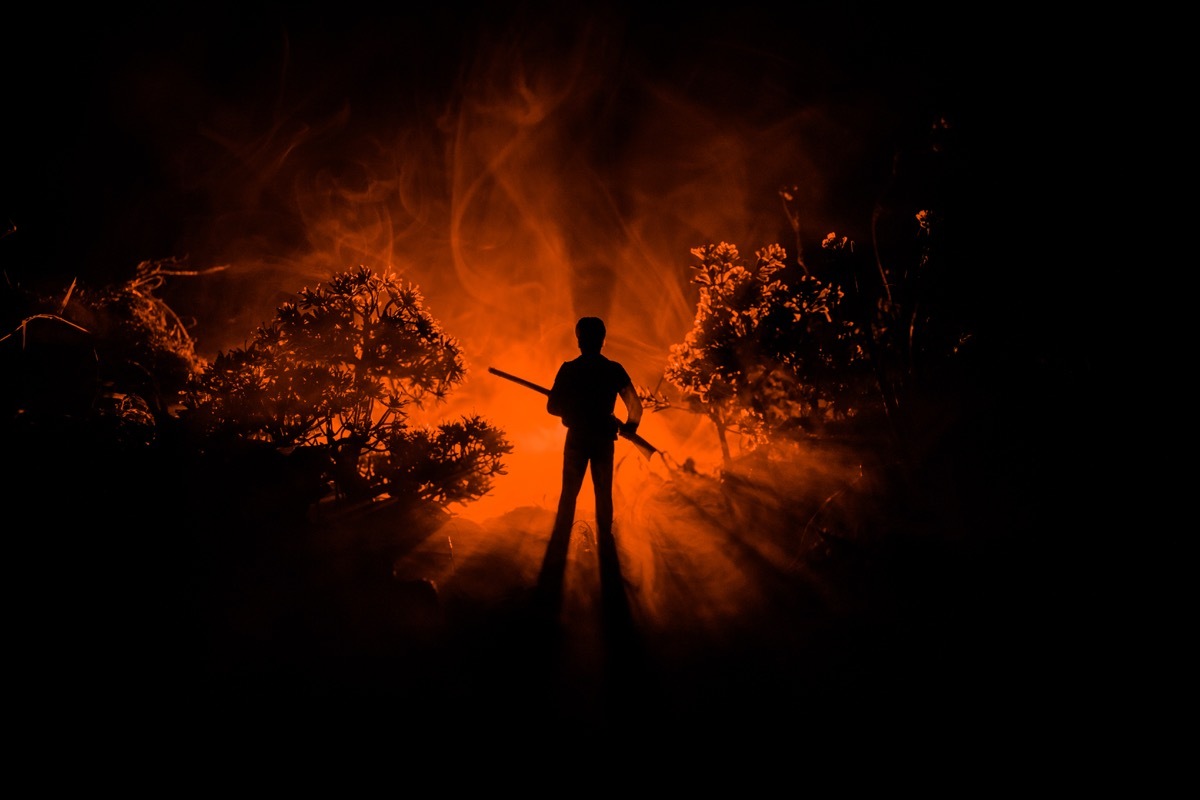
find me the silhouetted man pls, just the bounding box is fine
[547,316,642,539]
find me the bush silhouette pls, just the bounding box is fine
[181,265,511,512]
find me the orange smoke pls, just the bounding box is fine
[146,8,897,523]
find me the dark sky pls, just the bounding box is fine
[2,2,1073,383]
[2,3,982,284]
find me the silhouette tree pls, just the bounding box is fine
[181,266,511,509]
[1,257,209,445]
[663,242,868,468]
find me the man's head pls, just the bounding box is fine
[575,316,606,354]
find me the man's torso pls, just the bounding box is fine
[549,354,630,436]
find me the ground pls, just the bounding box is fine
[139,441,1048,746]
[8,419,1077,768]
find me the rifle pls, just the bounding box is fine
[488,366,658,459]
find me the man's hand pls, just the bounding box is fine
[619,419,639,437]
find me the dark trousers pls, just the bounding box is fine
[552,428,616,537]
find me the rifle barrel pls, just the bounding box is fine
[487,367,550,396]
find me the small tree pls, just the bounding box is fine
[1,258,210,444]
[182,266,511,510]
[663,242,868,468]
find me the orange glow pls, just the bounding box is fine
[0,7,1019,736]
[168,20,859,526]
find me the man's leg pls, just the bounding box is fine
[553,435,589,535]
[590,439,616,537]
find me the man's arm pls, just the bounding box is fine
[546,366,566,418]
[618,382,643,433]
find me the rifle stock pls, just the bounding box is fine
[488,366,657,459]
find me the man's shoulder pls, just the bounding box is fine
[601,354,629,372]
[562,353,629,380]
[577,352,623,365]
[566,353,615,367]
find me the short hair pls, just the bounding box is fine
[575,316,606,351]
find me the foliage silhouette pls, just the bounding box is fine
[1,258,210,445]
[181,265,512,510]
[660,115,974,470]
[664,242,868,467]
